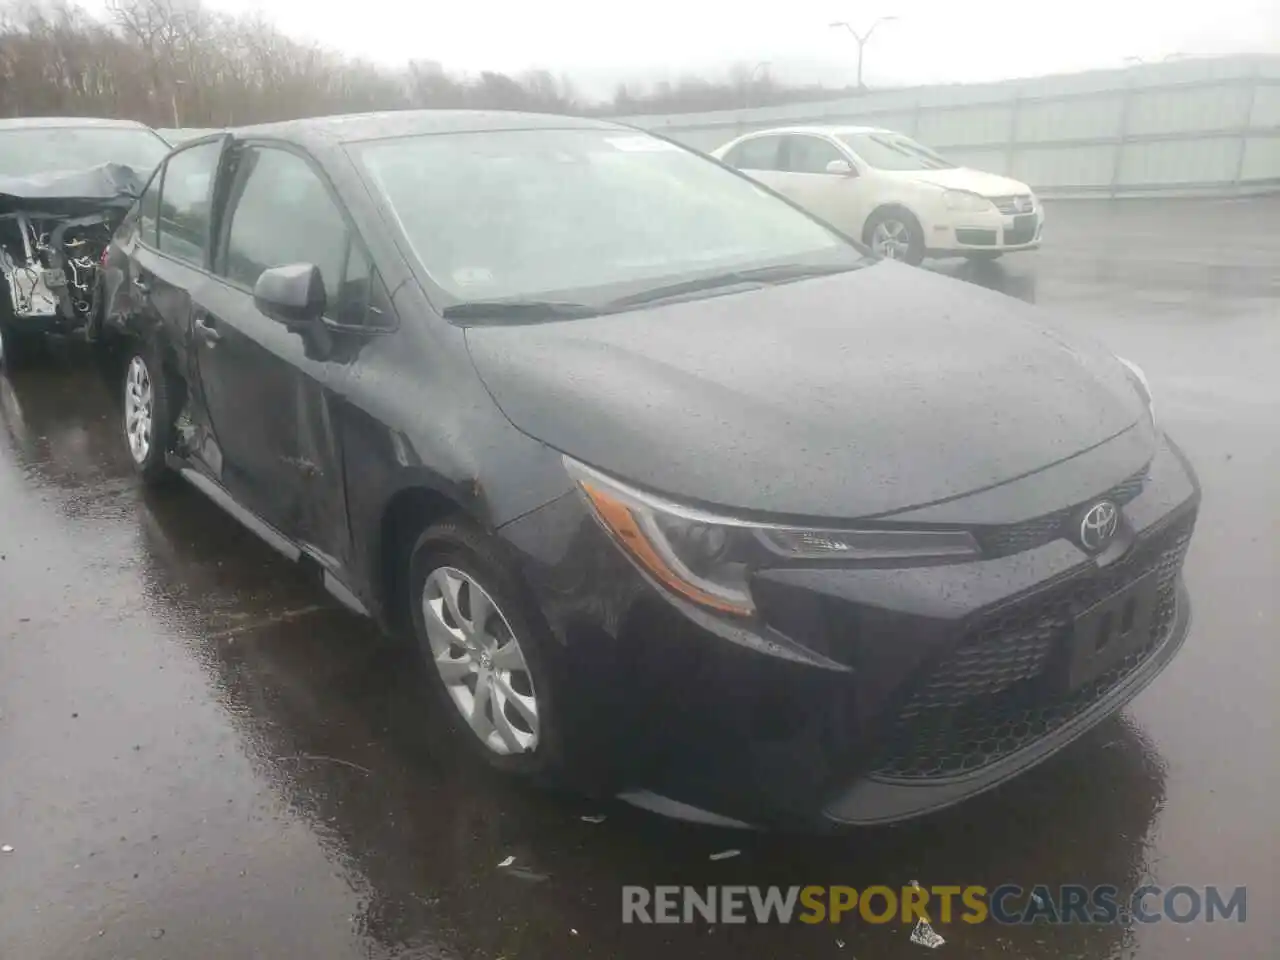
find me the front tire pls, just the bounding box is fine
[864,208,925,266]
[122,344,174,484]
[407,519,564,779]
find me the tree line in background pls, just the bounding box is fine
[0,0,859,125]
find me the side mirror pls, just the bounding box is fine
[253,263,325,327]
[825,159,857,177]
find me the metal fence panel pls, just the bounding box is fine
[1126,85,1253,135]
[1118,137,1243,185]
[916,104,1014,146]
[1251,85,1280,127]
[1242,135,1280,180]
[619,55,1280,196]
[1013,144,1116,188]
[1015,96,1125,142]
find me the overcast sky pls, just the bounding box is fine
[84,0,1280,97]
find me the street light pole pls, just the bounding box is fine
[171,78,186,129]
[829,16,898,90]
[746,59,772,107]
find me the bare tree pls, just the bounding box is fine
[0,0,849,125]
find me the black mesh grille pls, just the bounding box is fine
[1003,216,1039,245]
[976,468,1149,558]
[871,510,1193,780]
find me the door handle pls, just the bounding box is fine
[194,314,222,344]
[132,277,150,295]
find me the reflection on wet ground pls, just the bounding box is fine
[1,197,1277,959]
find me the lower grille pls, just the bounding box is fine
[1003,214,1038,244]
[872,511,1194,780]
[956,228,997,246]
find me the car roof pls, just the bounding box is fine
[0,116,157,131]
[738,125,894,138]
[226,110,629,149]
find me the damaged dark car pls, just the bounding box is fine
[0,117,170,365]
[104,113,1199,830]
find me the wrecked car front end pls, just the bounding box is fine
[0,163,144,345]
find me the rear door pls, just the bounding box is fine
[200,141,380,562]
[116,137,228,418]
[721,134,786,191]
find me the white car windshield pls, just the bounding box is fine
[351,128,860,305]
[0,126,170,179]
[837,132,956,172]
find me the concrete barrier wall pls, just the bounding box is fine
[618,56,1280,197]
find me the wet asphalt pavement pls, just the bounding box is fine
[1,197,1277,959]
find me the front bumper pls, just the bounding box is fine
[500,435,1198,829]
[926,205,1045,255]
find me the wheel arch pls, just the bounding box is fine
[861,202,923,244]
[374,483,469,633]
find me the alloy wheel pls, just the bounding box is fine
[871,219,912,260]
[422,566,540,756]
[124,355,154,464]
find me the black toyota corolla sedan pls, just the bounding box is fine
[101,111,1198,829]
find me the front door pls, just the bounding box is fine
[773,135,869,236]
[197,143,373,566]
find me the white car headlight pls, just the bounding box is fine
[566,457,979,617]
[943,190,995,213]
[1117,356,1156,427]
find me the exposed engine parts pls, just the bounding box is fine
[1,210,115,323]
[1,161,143,339]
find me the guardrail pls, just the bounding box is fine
[618,56,1280,198]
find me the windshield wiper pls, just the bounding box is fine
[442,299,603,321]
[609,262,860,309]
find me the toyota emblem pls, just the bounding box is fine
[1078,500,1120,551]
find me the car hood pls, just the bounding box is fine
[0,162,144,215]
[464,262,1148,519]
[884,166,1031,198]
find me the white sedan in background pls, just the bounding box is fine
[712,126,1043,266]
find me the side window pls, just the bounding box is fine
[157,140,221,266]
[136,171,161,247]
[784,136,846,174]
[725,136,783,171]
[221,146,370,325]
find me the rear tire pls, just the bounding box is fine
[121,342,175,485]
[407,518,565,780]
[864,208,925,266]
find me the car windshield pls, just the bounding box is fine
[351,127,862,308]
[0,126,170,179]
[837,132,956,172]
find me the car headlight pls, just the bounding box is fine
[1116,356,1156,427]
[565,457,980,617]
[943,190,994,213]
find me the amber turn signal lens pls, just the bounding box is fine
[580,481,753,616]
